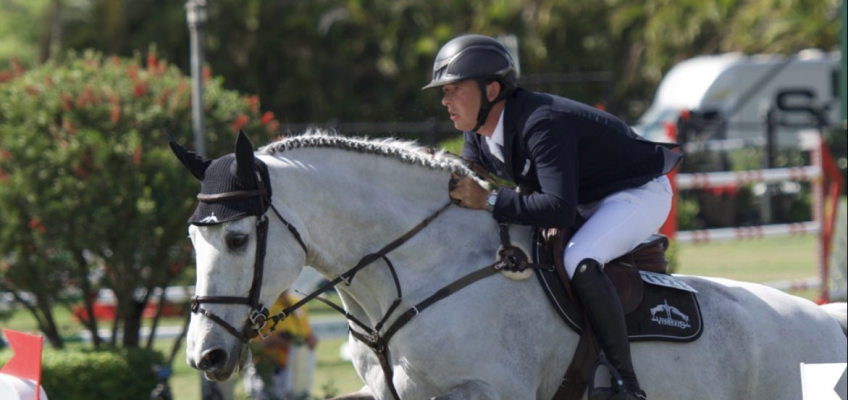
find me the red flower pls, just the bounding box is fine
[63,120,76,135]
[129,64,139,81]
[0,71,12,83]
[0,150,10,160]
[158,87,171,106]
[147,50,158,70]
[245,95,259,114]
[260,111,275,125]
[110,56,121,66]
[134,81,148,97]
[25,86,39,96]
[266,121,280,136]
[61,94,74,111]
[28,218,46,234]
[110,105,121,123]
[232,114,250,132]
[78,86,94,108]
[231,114,249,132]
[0,168,8,185]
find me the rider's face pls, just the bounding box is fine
[441,80,480,132]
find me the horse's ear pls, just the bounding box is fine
[234,130,256,184]
[166,129,210,180]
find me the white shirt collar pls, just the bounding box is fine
[485,109,506,162]
[491,109,505,146]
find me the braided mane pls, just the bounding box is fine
[259,131,473,176]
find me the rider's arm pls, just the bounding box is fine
[492,117,578,228]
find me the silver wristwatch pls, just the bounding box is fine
[486,192,498,213]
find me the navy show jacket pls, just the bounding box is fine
[461,88,683,228]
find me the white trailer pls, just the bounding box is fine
[634,49,841,147]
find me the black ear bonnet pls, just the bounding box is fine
[187,154,272,225]
[168,130,272,225]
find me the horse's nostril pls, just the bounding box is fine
[198,348,228,371]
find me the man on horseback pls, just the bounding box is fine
[423,33,683,400]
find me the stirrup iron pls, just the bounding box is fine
[587,356,646,400]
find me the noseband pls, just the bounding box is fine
[190,170,308,343]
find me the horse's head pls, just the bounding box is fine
[170,131,308,381]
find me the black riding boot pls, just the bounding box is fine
[572,259,647,400]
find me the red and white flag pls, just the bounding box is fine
[1,329,44,400]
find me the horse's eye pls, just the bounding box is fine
[226,234,248,250]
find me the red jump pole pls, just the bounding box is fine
[659,116,685,239]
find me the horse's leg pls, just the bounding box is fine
[431,380,500,400]
[329,387,375,400]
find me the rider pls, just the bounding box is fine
[423,34,682,400]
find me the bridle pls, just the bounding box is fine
[190,166,552,400]
[189,170,308,343]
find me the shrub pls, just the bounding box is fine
[0,48,282,348]
[0,347,163,400]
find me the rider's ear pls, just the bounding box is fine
[234,130,256,184]
[486,80,502,102]
[166,129,211,180]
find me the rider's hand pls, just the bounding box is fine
[449,173,488,210]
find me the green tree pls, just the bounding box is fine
[0,0,52,66]
[4,0,841,124]
[0,49,280,348]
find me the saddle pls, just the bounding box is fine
[542,228,670,314]
[535,227,703,400]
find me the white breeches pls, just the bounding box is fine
[563,175,673,278]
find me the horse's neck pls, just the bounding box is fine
[263,148,499,324]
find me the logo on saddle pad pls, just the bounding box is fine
[650,299,691,330]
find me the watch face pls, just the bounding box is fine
[487,193,497,206]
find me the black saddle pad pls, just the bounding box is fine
[533,231,703,343]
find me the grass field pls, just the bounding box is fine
[677,235,821,283]
[1,233,837,399]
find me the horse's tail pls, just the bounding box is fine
[820,302,848,337]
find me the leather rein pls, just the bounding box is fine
[190,169,552,400]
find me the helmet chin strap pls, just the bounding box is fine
[472,79,510,133]
[472,79,492,133]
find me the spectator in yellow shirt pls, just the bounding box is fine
[243,290,318,400]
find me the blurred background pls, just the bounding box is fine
[0,0,845,399]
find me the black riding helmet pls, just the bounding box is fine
[422,34,519,132]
